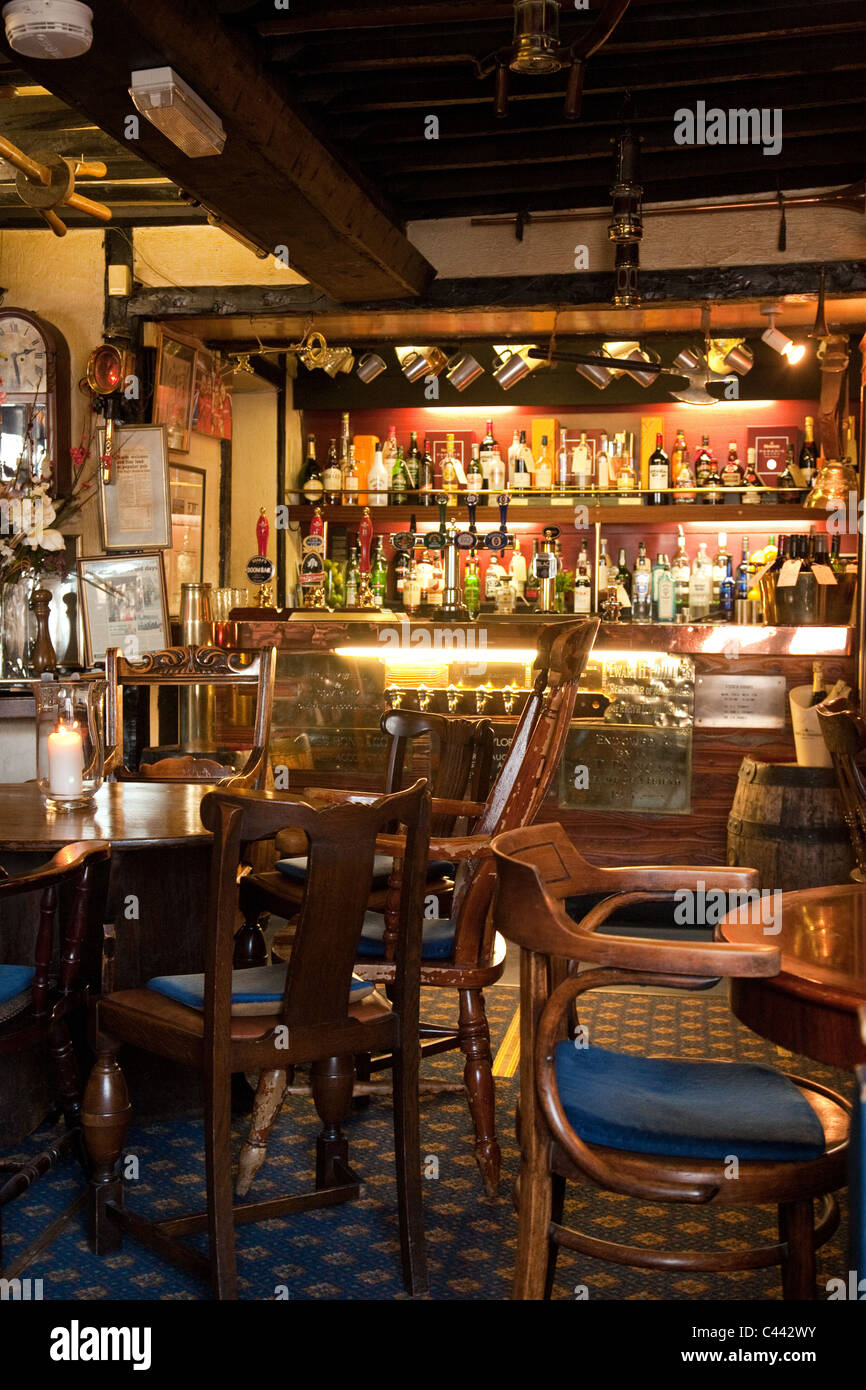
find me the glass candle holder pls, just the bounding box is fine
[34,678,106,811]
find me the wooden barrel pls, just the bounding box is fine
[727,758,855,891]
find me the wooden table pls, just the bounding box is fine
[0,782,215,1137]
[720,883,866,1070]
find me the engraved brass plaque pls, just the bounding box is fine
[694,674,787,729]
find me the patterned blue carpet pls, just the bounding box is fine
[0,986,854,1300]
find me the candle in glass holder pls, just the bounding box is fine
[47,723,83,797]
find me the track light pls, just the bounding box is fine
[492,344,543,389]
[760,305,806,364]
[395,345,447,382]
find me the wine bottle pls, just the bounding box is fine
[301,435,324,504]
[799,417,818,491]
[418,437,435,506]
[647,433,669,506]
[404,431,421,496]
[807,660,827,707]
[721,440,743,503]
[322,438,342,505]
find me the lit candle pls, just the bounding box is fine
[47,723,83,797]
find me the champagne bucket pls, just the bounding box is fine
[180,583,214,646]
[761,569,856,625]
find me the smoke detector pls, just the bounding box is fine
[2,0,93,59]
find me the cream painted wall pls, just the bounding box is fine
[180,432,222,598]
[134,226,307,289]
[0,228,105,552]
[230,384,277,591]
[408,192,866,280]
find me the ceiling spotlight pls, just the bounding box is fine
[357,352,387,384]
[760,304,806,364]
[3,0,92,59]
[130,67,226,158]
[395,345,447,382]
[602,340,660,386]
[706,338,754,376]
[511,0,562,73]
[492,344,543,389]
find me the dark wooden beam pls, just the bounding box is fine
[3,0,434,303]
[256,0,698,36]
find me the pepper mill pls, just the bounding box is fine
[30,587,57,675]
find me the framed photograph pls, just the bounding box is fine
[97,424,171,551]
[192,348,233,441]
[77,553,170,666]
[154,328,198,452]
[164,463,206,615]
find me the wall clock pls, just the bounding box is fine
[0,307,71,495]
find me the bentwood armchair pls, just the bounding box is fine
[817,697,866,880]
[82,782,431,1301]
[0,841,110,1269]
[280,620,599,1198]
[104,644,277,788]
[491,821,851,1300]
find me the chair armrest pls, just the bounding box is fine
[374,831,492,863]
[589,865,760,894]
[0,841,110,900]
[428,796,488,819]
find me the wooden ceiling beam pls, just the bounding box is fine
[4,0,434,302]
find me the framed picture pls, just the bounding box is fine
[97,424,171,551]
[164,463,206,615]
[77,553,170,666]
[154,328,198,453]
[192,348,233,441]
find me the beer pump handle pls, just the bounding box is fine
[437,496,447,538]
[309,506,324,539]
[497,492,510,536]
[466,493,477,534]
[256,507,269,557]
[359,508,373,575]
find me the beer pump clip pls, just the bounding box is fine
[298,507,327,608]
[246,508,277,608]
[458,493,514,555]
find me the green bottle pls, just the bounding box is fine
[370,537,388,605]
[345,544,360,607]
[391,446,411,505]
[464,553,481,618]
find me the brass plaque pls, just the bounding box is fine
[560,725,692,815]
[694,674,786,729]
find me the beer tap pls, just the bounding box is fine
[432,493,470,622]
[446,683,460,713]
[502,684,516,715]
[298,508,327,609]
[475,682,493,713]
[417,683,432,711]
[384,684,403,709]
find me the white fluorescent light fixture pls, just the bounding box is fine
[129,67,226,158]
[760,305,806,365]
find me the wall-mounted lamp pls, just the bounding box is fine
[760,304,806,364]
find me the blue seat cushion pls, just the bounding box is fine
[147,964,374,1016]
[357,911,455,961]
[850,1065,866,1281]
[0,965,34,1003]
[277,854,454,890]
[554,1042,826,1162]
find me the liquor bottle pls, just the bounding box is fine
[719,557,735,621]
[651,552,666,618]
[511,434,531,495]
[656,559,676,623]
[489,446,506,493]
[573,562,592,615]
[741,447,762,505]
[712,532,730,605]
[338,410,351,471]
[830,534,846,577]
[403,555,422,615]
[391,445,412,506]
[776,445,802,503]
[382,424,398,470]
[300,435,324,504]
[597,431,610,493]
[507,429,522,485]
[799,417,818,491]
[671,527,691,616]
[694,434,713,495]
[466,442,484,495]
[534,436,553,496]
[345,545,360,607]
[735,536,752,601]
[479,418,498,486]
[509,536,527,597]
[632,558,652,623]
[464,553,481,618]
[688,542,712,620]
[393,547,410,605]
[721,441,743,503]
[404,431,421,495]
[556,428,569,495]
[342,443,359,505]
[616,442,639,505]
[415,549,433,605]
[647,433,670,505]
[634,540,651,574]
[698,437,723,504]
[615,546,632,621]
[441,433,460,503]
[571,431,591,492]
[367,445,390,506]
[484,551,507,603]
[597,536,612,603]
[370,537,388,606]
[524,539,540,605]
[322,438,342,505]
[418,437,435,505]
[671,430,696,503]
[807,660,827,708]
[844,416,858,469]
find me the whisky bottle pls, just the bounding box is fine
[391,446,411,506]
[342,443,359,505]
[533,436,553,496]
[721,441,743,503]
[301,435,324,504]
[323,438,342,505]
[671,430,696,503]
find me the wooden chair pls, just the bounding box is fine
[490,820,851,1300]
[104,644,277,789]
[851,1007,866,1288]
[816,696,866,880]
[237,709,494,965]
[0,841,110,1269]
[296,620,599,1197]
[81,780,431,1301]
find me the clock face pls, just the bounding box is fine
[0,315,49,394]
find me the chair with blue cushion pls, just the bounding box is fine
[851,1007,866,1292]
[0,840,110,1269]
[491,820,851,1300]
[81,780,431,1301]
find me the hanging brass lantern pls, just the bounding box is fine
[510,0,563,73]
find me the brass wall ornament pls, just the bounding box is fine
[0,135,111,236]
